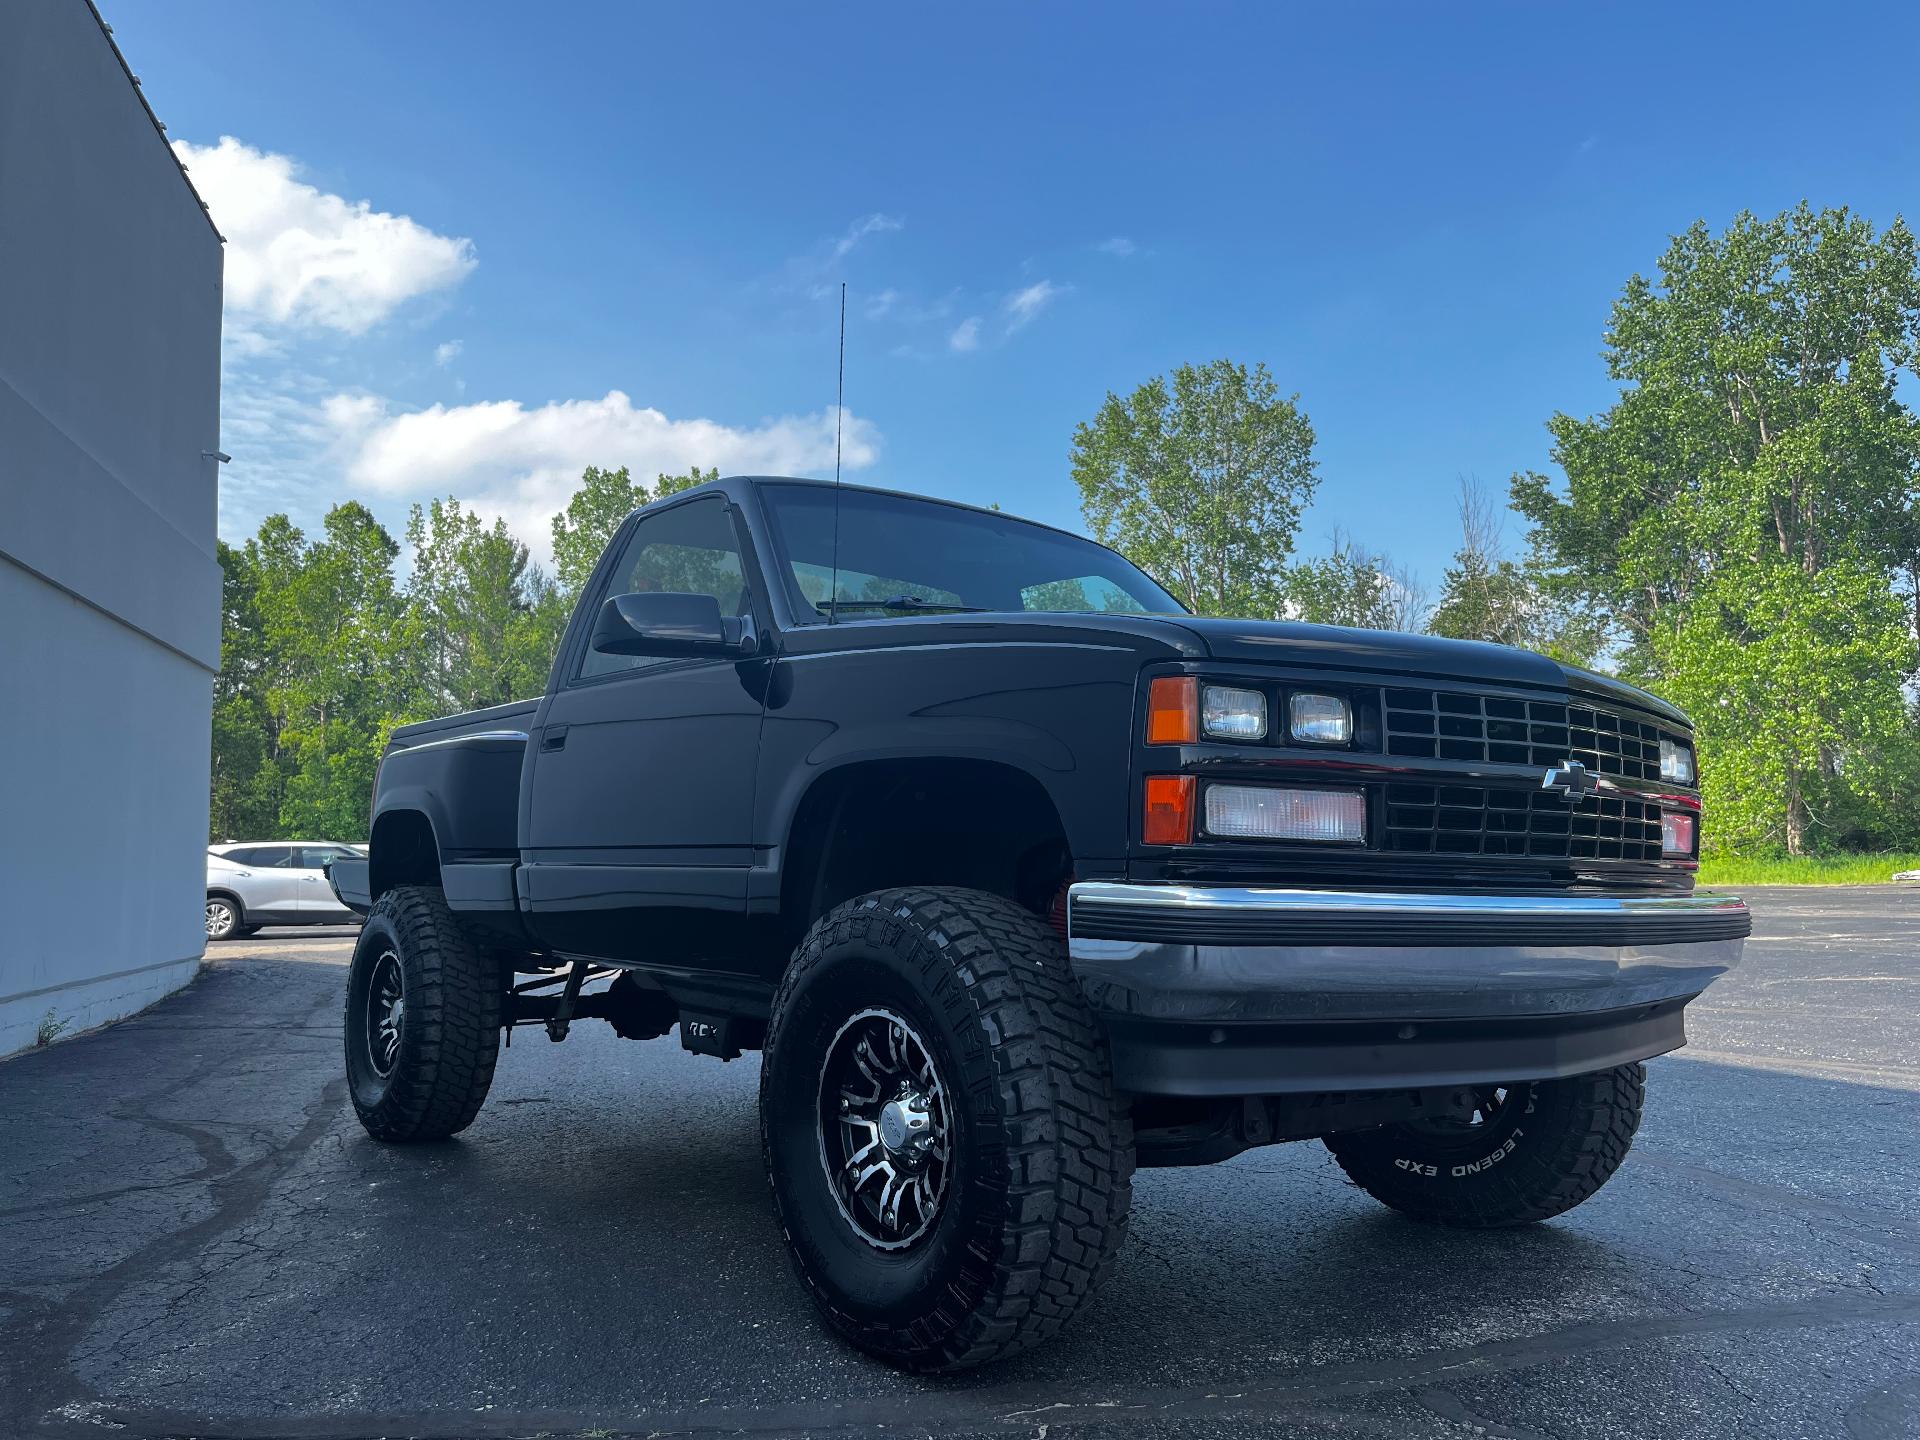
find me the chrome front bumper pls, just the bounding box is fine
[1067,883,1749,1023]
[1066,883,1750,1095]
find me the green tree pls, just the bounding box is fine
[1430,480,1600,663]
[1287,532,1427,632]
[407,497,568,713]
[1513,204,1920,852]
[209,540,283,840]
[550,464,718,597]
[265,504,414,841]
[1654,561,1916,854]
[1071,359,1319,617]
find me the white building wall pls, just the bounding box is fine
[0,0,225,1056]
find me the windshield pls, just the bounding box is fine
[760,484,1185,620]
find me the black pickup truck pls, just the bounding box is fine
[329,474,1749,1370]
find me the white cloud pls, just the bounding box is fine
[949,317,982,352]
[779,213,906,300]
[1096,236,1137,257]
[832,213,903,261]
[1004,280,1063,332]
[175,135,476,335]
[433,339,463,366]
[323,390,880,563]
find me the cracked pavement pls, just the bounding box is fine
[1,887,1916,1439]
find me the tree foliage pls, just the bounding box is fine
[1071,360,1319,617]
[1513,204,1920,853]
[210,505,418,843]
[1652,560,1917,854]
[407,497,568,713]
[1287,532,1428,632]
[1430,480,1601,664]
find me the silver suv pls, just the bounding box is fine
[205,843,365,940]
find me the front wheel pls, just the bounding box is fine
[1325,1063,1645,1227]
[761,887,1133,1372]
[344,885,503,1142]
[205,896,242,941]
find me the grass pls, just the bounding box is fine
[1696,852,1920,886]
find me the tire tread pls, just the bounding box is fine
[763,885,1133,1371]
[349,885,501,1142]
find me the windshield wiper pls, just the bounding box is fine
[817,595,992,616]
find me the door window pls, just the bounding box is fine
[578,498,749,680]
[299,846,353,869]
[228,846,293,867]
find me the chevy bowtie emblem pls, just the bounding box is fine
[1541,759,1601,800]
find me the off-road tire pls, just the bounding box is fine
[1325,1063,1645,1227]
[345,884,502,1142]
[761,886,1134,1372]
[205,895,242,941]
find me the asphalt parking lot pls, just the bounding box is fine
[2,888,1917,1440]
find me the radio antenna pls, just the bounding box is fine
[828,281,846,623]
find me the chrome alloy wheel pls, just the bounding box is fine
[205,900,235,939]
[816,1007,952,1250]
[365,949,405,1077]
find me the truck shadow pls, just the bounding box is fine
[36,1031,1917,1434]
[315,1049,1919,1407]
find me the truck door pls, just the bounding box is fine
[227,844,304,922]
[523,495,765,966]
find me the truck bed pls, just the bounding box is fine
[387,698,540,751]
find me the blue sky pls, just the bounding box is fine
[111,1,1920,592]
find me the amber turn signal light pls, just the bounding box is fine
[1143,775,1196,845]
[1147,676,1198,744]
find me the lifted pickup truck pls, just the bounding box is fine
[330,475,1748,1370]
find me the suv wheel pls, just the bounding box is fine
[344,885,503,1142]
[1324,1063,1645,1227]
[761,886,1133,1372]
[205,896,242,941]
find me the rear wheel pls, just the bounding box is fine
[205,896,242,941]
[1324,1063,1645,1227]
[345,885,503,1142]
[761,886,1133,1372]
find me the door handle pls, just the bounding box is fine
[541,724,570,752]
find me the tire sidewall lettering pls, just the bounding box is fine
[1390,1123,1529,1183]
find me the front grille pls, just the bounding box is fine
[1383,687,1669,781]
[1383,782,1665,862]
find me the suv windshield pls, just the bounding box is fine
[761,484,1185,620]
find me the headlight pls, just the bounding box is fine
[1288,692,1352,745]
[1660,808,1696,856]
[1205,784,1366,842]
[1659,739,1695,784]
[1202,685,1268,740]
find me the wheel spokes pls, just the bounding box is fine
[365,951,405,1077]
[818,1008,954,1250]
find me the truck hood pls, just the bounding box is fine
[1166,617,1686,726]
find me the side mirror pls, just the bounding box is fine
[590,592,757,658]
